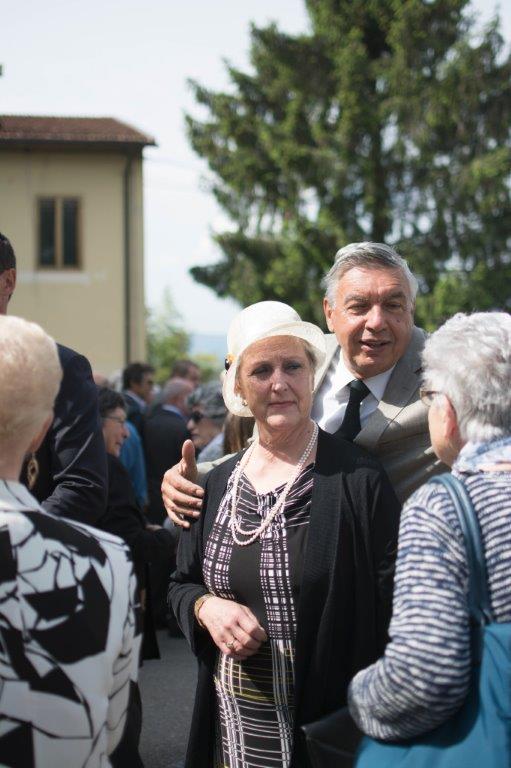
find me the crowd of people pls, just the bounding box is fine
[0,230,509,768]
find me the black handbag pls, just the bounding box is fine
[301,705,362,768]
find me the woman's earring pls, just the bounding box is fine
[26,452,39,490]
[241,398,248,407]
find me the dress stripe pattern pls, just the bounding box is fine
[203,464,313,768]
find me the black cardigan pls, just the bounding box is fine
[168,429,401,767]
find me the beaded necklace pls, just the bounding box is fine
[229,421,318,546]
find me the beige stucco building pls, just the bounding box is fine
[0,115,155,374]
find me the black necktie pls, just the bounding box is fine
[336,379,370,441]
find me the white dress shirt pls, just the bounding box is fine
[311,347,395,433]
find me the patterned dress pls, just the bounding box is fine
[0,480,141,767]
[203,463,313,768]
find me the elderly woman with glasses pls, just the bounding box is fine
[348,312,511,745]
[168,301,400,768]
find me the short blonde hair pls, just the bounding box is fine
[0,316,62,447]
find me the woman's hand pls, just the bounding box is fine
[198,596,268,660]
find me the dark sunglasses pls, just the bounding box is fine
[190,410,204,423]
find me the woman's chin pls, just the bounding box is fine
[263,413,303,431]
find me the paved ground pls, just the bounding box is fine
[139,631,197,768]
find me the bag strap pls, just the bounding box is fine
[430,474,493,626]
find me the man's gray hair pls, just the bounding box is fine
[162,378,192,404]
[423,311,511,443]
[322,242,419,307]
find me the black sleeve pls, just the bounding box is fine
[167,483,214,659]
[41,349,108,525]
[102,457,174,565]
[369,470,401,655]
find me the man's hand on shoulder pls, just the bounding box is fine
[161,439,203,529]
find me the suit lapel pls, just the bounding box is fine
[355,326,425,451]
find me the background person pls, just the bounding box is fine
[96,388,175,655]
[119,419,149,510]
[0,315,140,766]
[144,378,193,524]
[187,381,227,462]
[0,231,108,526]
[122,362,155,434]
[170,359,201,389]
[162,242,444,528]
[348,312,511,746]
[168,301,400,768]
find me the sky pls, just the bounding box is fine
[1,0,510,337]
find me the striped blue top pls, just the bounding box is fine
[348,469,511,739]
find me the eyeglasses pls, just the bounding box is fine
[419,388,442,408]
[189,410,204,423]
[103,415,127,426]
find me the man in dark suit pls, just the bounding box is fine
[143,378,193,524]
[122,362,155,434]
[0,232,108,525]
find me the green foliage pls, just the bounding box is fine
[146,291,222,384]
[146,289,190,383]
[186,1,511,327]
[193,354,222,383]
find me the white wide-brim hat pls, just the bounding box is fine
[222,301,326,417]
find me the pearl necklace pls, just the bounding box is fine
[229,421,318,546]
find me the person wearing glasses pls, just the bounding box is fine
[348,312,511,744]
[168,301,400,768]
[187,382,227,462]
[97,387,177,765]
[97,388,174,643]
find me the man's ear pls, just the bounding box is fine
[323,297,335,333]
[4,268,16,300]
[28,414,53,454]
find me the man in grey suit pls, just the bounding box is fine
[162,242,443,524]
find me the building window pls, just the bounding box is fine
[38,197,81,268]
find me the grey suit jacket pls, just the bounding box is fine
[316,327,444,502]
[198,327,444,503]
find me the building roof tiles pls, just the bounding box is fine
[0,115,155,147]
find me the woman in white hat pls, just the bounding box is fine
[168,301,400,768]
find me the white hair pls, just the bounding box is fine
[0,315,62,449]
[423,311,511,443]
[322,242,419,307]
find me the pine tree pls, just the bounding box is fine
[186,0,511,328]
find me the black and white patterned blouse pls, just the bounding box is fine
[348,468,511,739]
[0,480,142,767]
[203,463,313,768]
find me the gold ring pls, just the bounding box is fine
[226,639,235,650]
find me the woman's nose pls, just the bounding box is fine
[270,368,287,389]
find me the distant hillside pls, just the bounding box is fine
[189,333,226,364]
